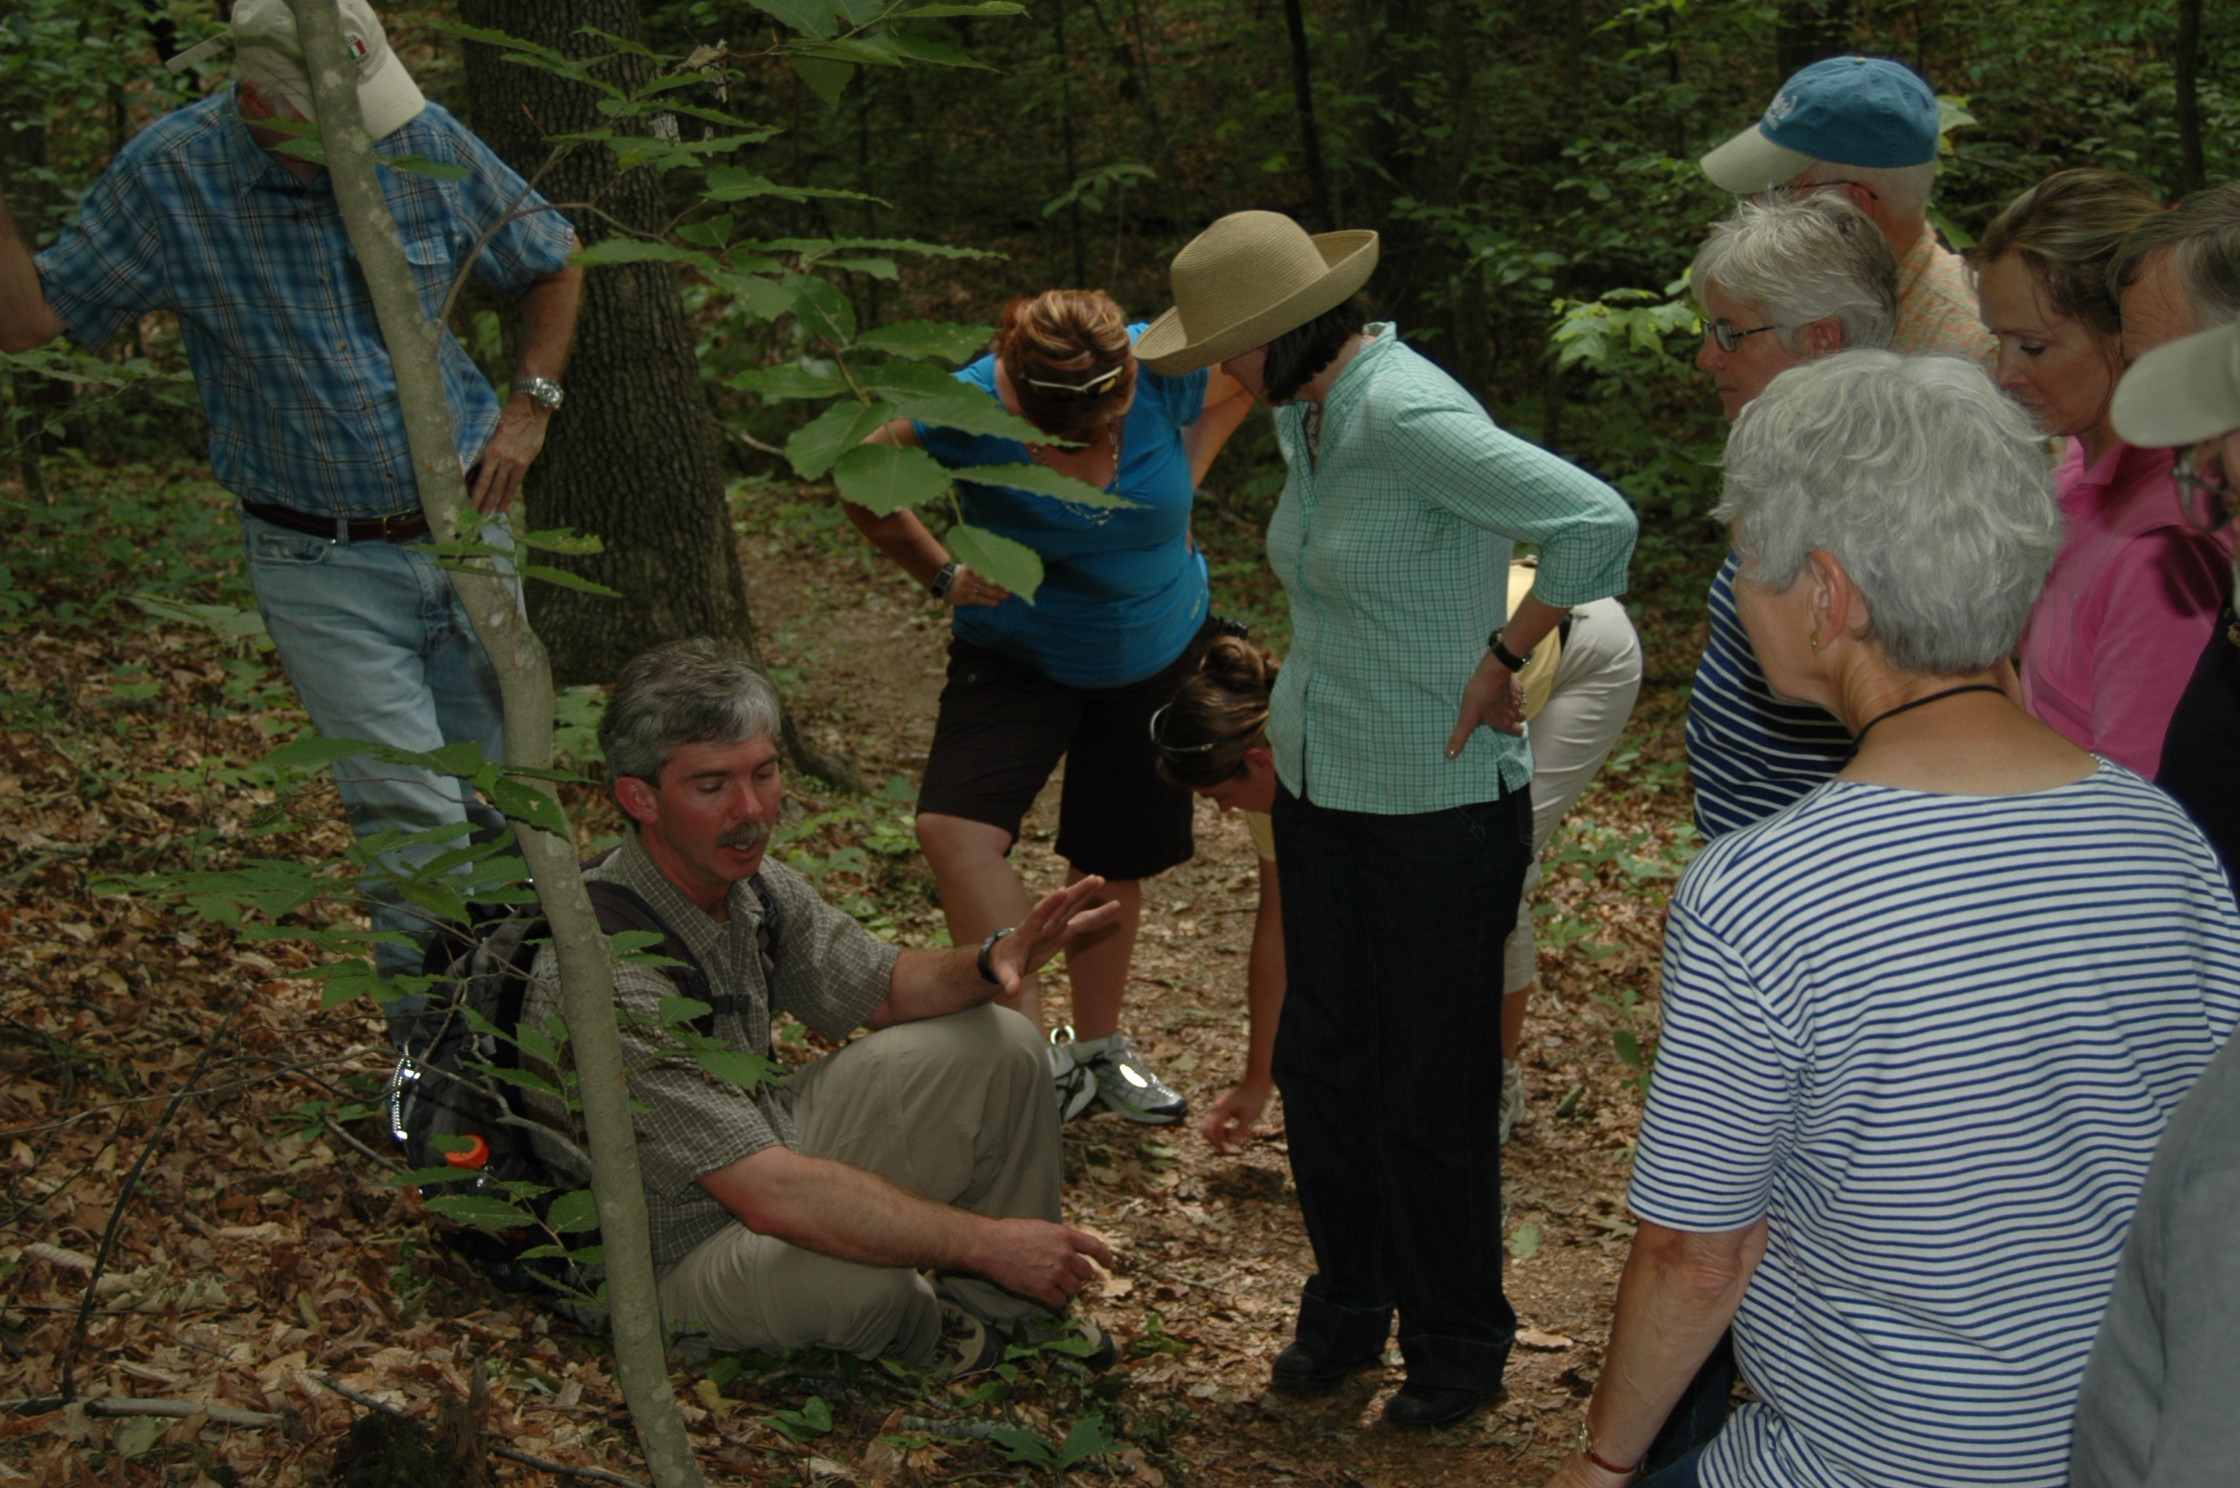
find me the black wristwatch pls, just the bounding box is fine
[1487,627,1532,673]
[931,561,960,599]
[977,926,1014,984]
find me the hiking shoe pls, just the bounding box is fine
[1269,1342,1380,1396]
[1048,1026,1100,1121]
[1075,1031,1187,1125]
[1498,1059,1525,1147]
[938,1300,1005,1380]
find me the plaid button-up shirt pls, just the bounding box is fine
[35,89,574,520]
[1264,326,1638,814]
[1889,230,1996,365]
[523,836,898,1272]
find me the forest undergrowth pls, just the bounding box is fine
[0,455,1717,1486]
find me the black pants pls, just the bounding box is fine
[1269,781,1532,1393]
[2157,606,2240,908]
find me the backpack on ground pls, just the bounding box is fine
[383,873,715,1328]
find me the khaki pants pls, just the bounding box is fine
[656,1004,1060,1365]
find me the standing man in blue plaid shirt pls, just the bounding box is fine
[0,0,582,1027]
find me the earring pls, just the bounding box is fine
[1809,627,1821,653]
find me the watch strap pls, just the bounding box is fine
[517,374,565,411]
[1488,628,1532,673]
[932,561,960,598]
[976,926,1014,985]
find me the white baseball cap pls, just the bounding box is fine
[168,0,424,142]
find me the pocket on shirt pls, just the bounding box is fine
[397,231,457,323]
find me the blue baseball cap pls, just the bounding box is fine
[1701,56,1940,195]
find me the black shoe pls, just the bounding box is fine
[1383,1382,1485,1428]
[1269,1342,1379,1396]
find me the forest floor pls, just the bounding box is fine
[0,458,1717,1487]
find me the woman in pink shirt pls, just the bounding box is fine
[1976,169,2235,775]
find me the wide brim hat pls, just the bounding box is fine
[1701,55,1940,195]
[1136,211,1379,376]
[173,0,425,142]
[2112,319,2240,449]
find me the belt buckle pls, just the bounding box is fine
[379,509,420,542]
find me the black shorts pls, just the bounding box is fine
[917,621,1217,881]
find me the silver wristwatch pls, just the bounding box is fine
[517,375,565,412]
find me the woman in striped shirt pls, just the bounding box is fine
[1550,353,2240,1488]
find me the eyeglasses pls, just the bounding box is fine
[1023,365,1125,395]
[1704,319,1787,354]
[2175,443,2235,531]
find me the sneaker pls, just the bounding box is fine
[938,1300,1005,1380]
[1048,1026,1100,1121]
[1498,1059,1525,1147]
[1075,1031,1188,1125]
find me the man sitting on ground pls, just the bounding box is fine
[1699,54,1993,362]
[523,638,1114,1370]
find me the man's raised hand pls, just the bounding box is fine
[986,875,1123,997]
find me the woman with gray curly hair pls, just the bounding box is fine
[1684,193,1900,839]
[1546,352,2240,1488]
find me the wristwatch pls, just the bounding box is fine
[1487,627,1532,673]
[931,561,960,599]
[976,926,1015,984]
[516,375,565,412]
[1575,1416,1641,1476]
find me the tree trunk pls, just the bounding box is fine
[2174,0,2205,196]
[1775,0,1854,79]
[455,1,754,689]
[288,5,703,1484]
[1282,0,1332,229]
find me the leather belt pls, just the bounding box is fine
[240,498,429,544]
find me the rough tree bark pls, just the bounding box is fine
[454,0,756,687]
[1281,0,1332,230]
[287,4,704,1485]
[2174,0,2205,196]
[457,0,857,787]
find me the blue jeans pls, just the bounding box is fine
[1269,781,1533,1393]
[1637,1445,1705,1488]
[241,509,511,1013]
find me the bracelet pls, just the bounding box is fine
[1487,627,1532,673]
[976,926,1014,985]
[931,561,960,598]
[1575,1417,1641,1476]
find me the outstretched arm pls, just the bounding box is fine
[699,1144,1113,1308]
[842,418,1010,606]
[1202,856,1286,1153]
[871,874,1121,1028]
[0,188,66,355]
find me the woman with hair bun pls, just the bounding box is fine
[1153,578,1640,1155]
[844,288,1254,1124]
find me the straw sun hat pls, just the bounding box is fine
[1136,211,1379,376]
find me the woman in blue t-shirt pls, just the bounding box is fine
[843,289,1253,1124]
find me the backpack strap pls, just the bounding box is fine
[583,878,749,1035]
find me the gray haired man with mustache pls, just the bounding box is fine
[516,638,1118,1373]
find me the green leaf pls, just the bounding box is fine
[486,775,570,837]
[512,527,606,556]
[696,1047,784,1092]
[953,461,1141,510]
[390,1165,486,1189]
[788,275,858,345]
[267,735,378,769]
[704,166,808,204]
[1508,1221,1543,1262]
[946,524,1043,604]
[546,1188,601,1234]
[730,364,846,401]
[423,1194,539,1229]
[989,1427,1056,1467]
[832,443,954,517]
[1056,1415,1117,1469]
[785,399,894,480]
[659,995,715,1026]
[792,55,854,104]
[114,1416,165,1460]
[1613,1028,1643,1069]
[852,321,992,364]
[710,272,799,323]
[823,256,898,280]
[793,38,905,66]
[856,361,1044,442]
[520,563,624,598]
[749,0,841,38]
[882,34,991,69]
[571,237,693,267]
[381,155,472,182]
[899,2,1028,14]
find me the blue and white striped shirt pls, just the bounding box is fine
[1686,551,1853,838]
[1632,764,2240,1488]
[35,89,575,519]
